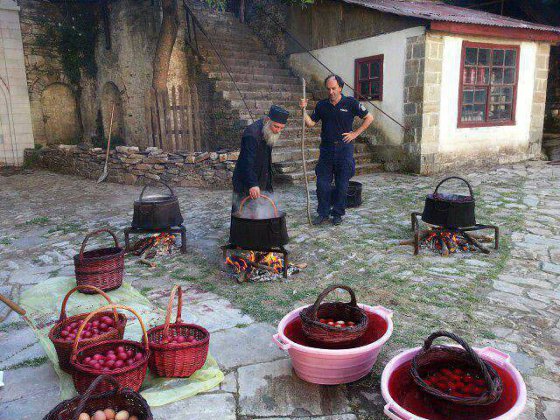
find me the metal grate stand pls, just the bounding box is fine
[124,225,187,254]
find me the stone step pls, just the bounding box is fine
[274,152,374,172]
[230,98,313,111]
[202,63,292,77]
[272,143,370,163]
[274,162,384,183]
[220,90,310,102]
[213,80,303,94]
[199,47,281,62]
[203,55,285,71]
[196,30,261,46]
[207,71,300,85]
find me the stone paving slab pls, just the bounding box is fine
[210,322,286,370]
[0,364,61,420]
[151,392,236,420]
[238,359,350,417]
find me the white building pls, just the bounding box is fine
[0,0,33,166]
[284,0,560,173]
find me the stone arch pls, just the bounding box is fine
[101,81,125,141]
[40,82,82,144]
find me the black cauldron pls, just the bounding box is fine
[422,176,476,228]
[132,180,183,230]
[331,180,363,208]
[229,195,289,250]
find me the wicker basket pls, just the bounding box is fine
[74,229,125,293]
[300,284,368,348]
[48,285,127,373]
[411,331,503,406]
[147,285,210,377]
[43,374,153,420]
[70,304,151,394]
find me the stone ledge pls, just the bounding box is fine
[24,145,240,188]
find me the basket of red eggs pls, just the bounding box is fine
[146,285,210,377]
[48,285,127,373]
[299,284,368,348]
[70,304,151,394]
[43,374,152,420]
[411,331,503,406]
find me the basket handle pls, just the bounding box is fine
[162,285,183,338]
[58,285,119,325]
[71,374,121,420]
[139,179,175,202]
[309,284,358,321]
[433,176,474,198]
[422,331,495,393]
[72,304,150,355]
[238,194,278,217]
[79,229,120,259]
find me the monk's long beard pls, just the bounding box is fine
[263,121,281,146]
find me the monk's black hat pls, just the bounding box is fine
[268,105,289,124]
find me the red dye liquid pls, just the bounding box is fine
[388,360,518,419]
[284,311,388,349]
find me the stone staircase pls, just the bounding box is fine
[186,1,382,182]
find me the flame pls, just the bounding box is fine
[226,251,283,275]
[422,229,470,254]
[260,252,283,273]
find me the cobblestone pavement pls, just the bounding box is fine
[0,162,558,419]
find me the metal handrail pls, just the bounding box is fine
[183,1,255,123]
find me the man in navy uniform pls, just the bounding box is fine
[300,75,374,225]
[232,105,289,212]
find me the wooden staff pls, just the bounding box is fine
[301,77,312,225]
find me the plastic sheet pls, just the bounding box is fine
[19,277,224,407]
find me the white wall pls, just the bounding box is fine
[289,26,426,145]
[438,35,536,154]
[0,0,34,165]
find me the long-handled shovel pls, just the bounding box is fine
[97,104,116,183]
[301,78,312,225]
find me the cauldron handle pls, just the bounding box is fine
[238,194,279,217]
[139,179,175,202]
[433,177,474,198]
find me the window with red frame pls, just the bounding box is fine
[355,55,383,101]
[459,43,519,126]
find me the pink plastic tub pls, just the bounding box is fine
[273,304,393,384]
[381,347,527,420]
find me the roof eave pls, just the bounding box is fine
[430,21,560,43]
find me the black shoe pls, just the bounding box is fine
[332,215,343,225]
[312,215,329,226]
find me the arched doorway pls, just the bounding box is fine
[40,83,82,144]
[101,82,125,142]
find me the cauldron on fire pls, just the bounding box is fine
[132,180,183,230]
[422,177,476,228]
[229,194,289,250]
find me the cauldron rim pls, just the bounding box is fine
[231,210,287,221]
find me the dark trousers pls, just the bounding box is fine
[315,143,355,217]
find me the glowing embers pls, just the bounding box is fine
[421,229,476,255]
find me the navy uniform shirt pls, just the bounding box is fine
[311,95,369,145]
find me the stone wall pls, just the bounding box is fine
[418,32,444,174]
[18,0,78,147]
[402,34,426,173]
[529,42,551,155]
[25,144,239,187]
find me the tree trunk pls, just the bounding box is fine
[152,0,179,91]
